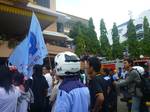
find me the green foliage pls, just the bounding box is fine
[88,18,95,31]
[112,23,122,59]
[69,18,100,56]
[143,16,149,39]
[87,18,100,54]
[75,33,86,55]
[100,19,112,59]
[69,17,150,58]
[127,19,140,58]
[141,16,150,56]
[69,22,86,40]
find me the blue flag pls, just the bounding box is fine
[9,13,48,77]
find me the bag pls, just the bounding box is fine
[133,66,150,100]
[140,75,150,100]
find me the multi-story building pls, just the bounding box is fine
[57,11,89,34]
[0,0,74,67]
[108,10,150,44]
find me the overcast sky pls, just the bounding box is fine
[56,0,150,36]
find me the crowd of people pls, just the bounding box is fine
[0,51,150,112]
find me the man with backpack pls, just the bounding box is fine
[133,66,150,112]
[115,58,142,112]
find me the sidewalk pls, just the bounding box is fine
[117,96,128,112]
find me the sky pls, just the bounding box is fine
[56,0,150,37]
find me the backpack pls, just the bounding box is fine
[133,66,150,100]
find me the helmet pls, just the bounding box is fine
[132,66,145,75]
[54,51,80,76]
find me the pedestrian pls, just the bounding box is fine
[12,72,28,112]
[0,65,20,112]
[30,65,49,112]
[53,51,90,112]
[87,56,106,112]
[107,69,118,112]
[42,65,53,112]
[50,75,63,112]
[16,78,34,112]
[80,56,89,85]
[115,58,142,112]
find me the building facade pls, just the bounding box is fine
[0,0,73,66]
[108,10,150,44]
[57,11,89,34]
[0,0,89,67]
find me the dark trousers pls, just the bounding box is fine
[30,99,46,112]
[45,96,51,112]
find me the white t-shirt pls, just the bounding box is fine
[44,73,53,96]
[0,86,20,112]
[50,80,62,112]
[16,87,34,112]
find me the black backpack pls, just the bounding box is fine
[134,69,150,100]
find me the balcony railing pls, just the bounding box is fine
[46,44,74,55]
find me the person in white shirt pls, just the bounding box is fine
[0,66,20,112]
[42,66,53,112]
[12,73,34,112]
[50,75,63,112]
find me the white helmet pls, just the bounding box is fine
[54,51,80,76]
[132,66,145,75]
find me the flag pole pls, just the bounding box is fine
[48,54,52,69]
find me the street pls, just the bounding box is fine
[117,96,128,112]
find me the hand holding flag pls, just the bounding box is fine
[9,13,48,77]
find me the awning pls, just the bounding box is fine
[0,2,69,36]
[43,30,73,41]
[27,3,70,23]
[27,2,64,17]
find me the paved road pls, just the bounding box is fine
[117,96,128,112]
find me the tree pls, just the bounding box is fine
[127,19,139,58]
[75,31,86,55]
[112,23,122,59]
[100,19,112,59]
[69,22,87,39]
[69,19,100,56]
[120,40,129,58]
[69,22,88,55]
[86,18,100,54]
[142,16,150,56]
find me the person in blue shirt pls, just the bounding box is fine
[54,51,90,112]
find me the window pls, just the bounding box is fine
[35,0,50,8]
[136,32,143,40]
[57,22,64,33]
[136,24,143,31]
[118,29,123,34]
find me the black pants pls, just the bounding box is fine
[45,96,51,112]
[30,103,45,112]
[30,99,46,112]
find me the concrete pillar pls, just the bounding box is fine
[50,0,56,11]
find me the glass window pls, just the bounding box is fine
[57,22,64,33]
[35,0,50,8]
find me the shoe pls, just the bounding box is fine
[120,97,128,102]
